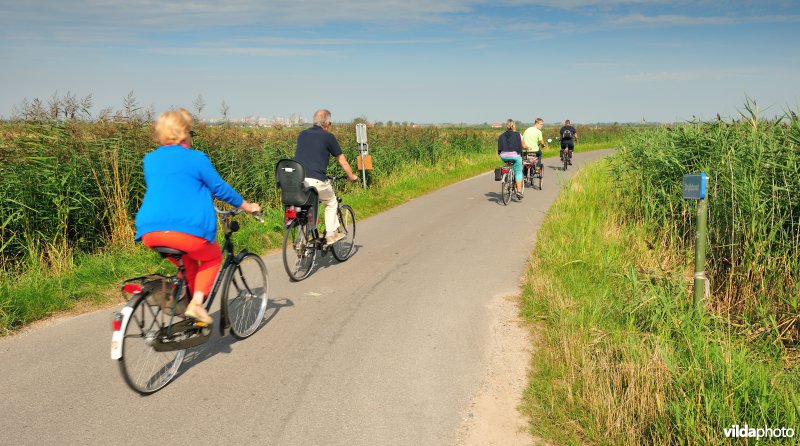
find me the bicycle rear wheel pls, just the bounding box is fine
[223,253,269,339]
[119,293,185,394]
[332,204,356,261]
[501,173,512,205]
[563,152,569,171]
[282,220,317,281]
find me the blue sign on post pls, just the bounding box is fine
[682,173,707,200]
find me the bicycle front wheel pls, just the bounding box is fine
[223,253,269,339]
[332,204,356,261]
[282,220,317,281]
[118,294,185,394]
[501,174,512,205]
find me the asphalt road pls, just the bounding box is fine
[0,149,613,446]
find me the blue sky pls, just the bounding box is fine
[1,0,799,124]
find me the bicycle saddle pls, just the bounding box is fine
[151,246,186,258]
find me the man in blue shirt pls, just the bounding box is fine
[294,109,358,245]
[559,119,578,165]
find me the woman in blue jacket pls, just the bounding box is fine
[135,108,260,324]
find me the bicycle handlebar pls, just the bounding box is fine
[214,206,264,223]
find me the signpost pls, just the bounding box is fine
[682,173,709,311]
[355,123,371,188]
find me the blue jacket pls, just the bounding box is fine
[134,145,243,243]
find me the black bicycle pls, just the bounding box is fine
[275,158,356,281]
[558,137,574,171]
[110,207,269,394]
[281,176,356,281]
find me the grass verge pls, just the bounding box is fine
[520,160,800,444]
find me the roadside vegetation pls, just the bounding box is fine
[522,106,800,444]
[0,113,620,334]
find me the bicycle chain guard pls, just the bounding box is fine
[152,319,211,352]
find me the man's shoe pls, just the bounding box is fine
[325,232,346,245]
[516,191,524,199]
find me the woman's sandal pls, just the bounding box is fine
[184,302,213,325]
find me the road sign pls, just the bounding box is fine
[682,173,707,200]
[356,123,368,144]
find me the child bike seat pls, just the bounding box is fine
[275,159,318,207]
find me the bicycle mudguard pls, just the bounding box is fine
[110,298,137,360]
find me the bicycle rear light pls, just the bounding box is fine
[122,283,142,294]
[112,312,123,331]
[285,207,297,221]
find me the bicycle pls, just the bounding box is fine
[276,159,356,282]
[558,137,574,171]
[499,159,523,205]
[522,151,543,190]
[110,207,269,394]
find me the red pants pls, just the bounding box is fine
[142,231,222,297]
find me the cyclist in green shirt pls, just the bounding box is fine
[522,118,545,170]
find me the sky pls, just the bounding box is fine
[1,0,799,124]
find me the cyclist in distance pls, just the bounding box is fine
[293,109,358,245]
[559,119,578,165]
[134,108,261,325]
[522,117,545,171]
[497,119,525,199]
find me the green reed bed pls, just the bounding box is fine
[609,109,800,350]
[522,161,800,445]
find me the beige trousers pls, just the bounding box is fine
[304,178,339,235]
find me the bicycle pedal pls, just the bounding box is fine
[193,321,211,328]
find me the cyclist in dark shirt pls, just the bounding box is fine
[294,109,358,245]
[559,119,578,165]
[497,119,525,198]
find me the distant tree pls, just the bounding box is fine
[62,92,78,120]
[47,91,61,120]
[220,100,230,122]
[193,94,206,116]
[10,98,30,120]
[31,98,47,120]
